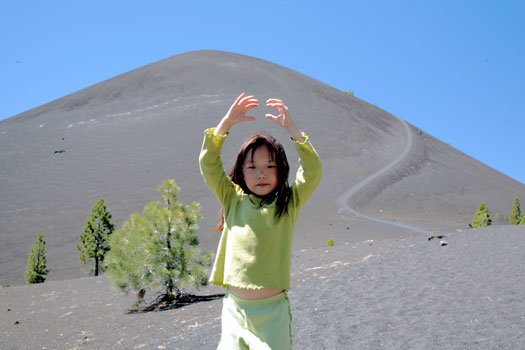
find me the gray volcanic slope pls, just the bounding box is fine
[1,50,524,286]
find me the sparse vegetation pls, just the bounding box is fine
[105,179,213,303]
[77,198,115,276]
[343,90,354,97]
[508,197,522,225]
[325,238,335,247]
[25,231,49,284]
[472,202,492,228]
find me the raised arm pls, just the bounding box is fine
[200,93,258,205]
[265,98,321,210]
[214,93,259,136]
[265,98,304,142]
[290,134,322,211]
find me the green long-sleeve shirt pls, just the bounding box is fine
[199,128,322,290]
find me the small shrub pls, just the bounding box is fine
[25,231,50,284]
[509,198,522,225]
[105,179,213,300]
[472,202,492,228]
[77,198,115,276]
[325,238,335,247]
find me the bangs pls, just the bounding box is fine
[244,143,277,164]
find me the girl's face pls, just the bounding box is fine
[242,145,278,197]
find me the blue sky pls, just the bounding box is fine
[1,1,524,183]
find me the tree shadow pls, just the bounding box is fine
[127,292,225,314]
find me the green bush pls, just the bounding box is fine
[25,231,50,284]
[509,197,522,225]
[472,202,492,228]
[105,179,213,299]
[325,238,335,247]
[77,198,115,276]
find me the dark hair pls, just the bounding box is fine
[215,132,291,231]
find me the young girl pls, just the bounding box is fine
[199,93,322,349]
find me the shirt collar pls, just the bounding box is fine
[247,193,277,208]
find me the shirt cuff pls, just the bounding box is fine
[204,127,229,138]
[290,132,309,144]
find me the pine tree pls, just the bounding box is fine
[105,179,213,300]
[508,197,522,225]
[77,198,115,276]
[472,202,492,228]
[25,231,50,284]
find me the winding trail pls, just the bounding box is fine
[335,116,428,235]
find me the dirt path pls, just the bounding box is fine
[336,116,427,235]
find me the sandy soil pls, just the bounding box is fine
[2,225,523,349]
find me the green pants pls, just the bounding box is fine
[217,291,292,350]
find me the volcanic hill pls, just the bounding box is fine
[1,50,523,286]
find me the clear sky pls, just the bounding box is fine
[1,1,524,183]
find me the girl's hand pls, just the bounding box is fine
[266,98,304,142]
[214,93,258,136]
